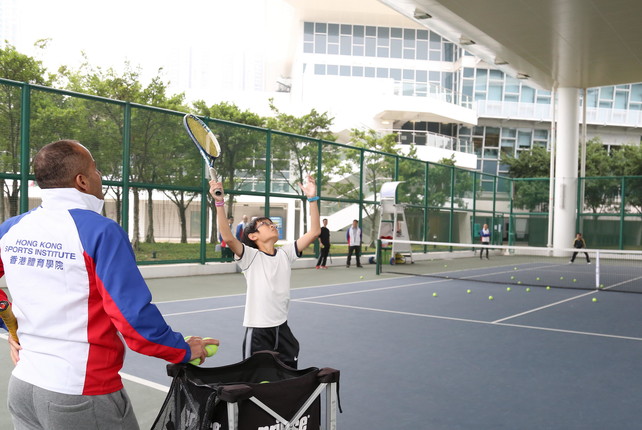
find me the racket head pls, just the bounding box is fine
[183,114,222,166]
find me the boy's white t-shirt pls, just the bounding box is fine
[236,242,300,327]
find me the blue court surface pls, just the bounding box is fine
[3,265,642,429]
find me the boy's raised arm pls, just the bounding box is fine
[210,180,244,257]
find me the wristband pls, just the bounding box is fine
[307,196,320,202]
[215,201,225,207]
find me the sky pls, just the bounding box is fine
[4,0,280,103]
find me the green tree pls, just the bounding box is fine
[61,60,189,246]
[0,42,52,219]
[501,145,550,211]
[265,99,337,232]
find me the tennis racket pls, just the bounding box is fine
[0,300,19,344]
[183,114,223,196]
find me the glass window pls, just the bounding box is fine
[534,129,548,140]
[391,27,403,38]
[475,69,487,91]
[390,68,402,81]
[416,41,428,60]
[378,27,389,44]
[366,38,376,56]
[365,67,375,78]
[489,69,504,80]
[502,128,517,138]
[377,68,389,78]
[483,160,498,175]
[353,46,364,56]
[615,91,628,109]
[352,66,364,77]
[315,23,327,33]
[444,43,454,62]
[403,69,414,80]
[340,65,350,76]
[328,45,338,55]
[520,86,535,103]
[314,34,327,54]
[416,70,427,82]
[404,49,415,60]
[304,43,313,54]
[353,25,364,39]
[505,76,520,93]
[429,71,440,83]
[484,148,499,158]
[328,24,339,36]
[417,30,429,40]
[327,65,338,75]
[314,64,326,75]
[485,127,500,146]
[631,84,642,102]
[377,47,389,57]
[304,22,314,41]
[429,50,441,61]
[340,24,351,35]
[404,29,415,47]
[517,130,532,148]
[489,83,503,101]
[600,86,614,100]
[391,39,402,58]
[366,26,376,37]
[340,36,351,55]
[463,67,474,78]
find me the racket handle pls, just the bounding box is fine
[0,300,19,344]
[208,168,223,196]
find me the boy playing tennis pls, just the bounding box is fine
[211,176,320,368]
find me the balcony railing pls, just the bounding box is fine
[380,129,473,153]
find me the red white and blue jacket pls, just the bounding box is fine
[0,188,190,395]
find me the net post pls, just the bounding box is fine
[595,249,600,290]
[376,239,381,275]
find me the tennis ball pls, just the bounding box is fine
[514,267,518,270]
[592,297,597,303]
[260,380,270,384]
[506,287,511,292]
[573,278,577,283]
[444,264,448,268]
[433,292,438,297]
[185,337,218,365]
[510,276,515,279]
[517,281,522,285]
[526,288,531,292]
[560,276,564,280]
[360,275,364,279]
[536,277,540,281]
[488,295,494,300]
[600,284,604,289]
[467,289,472,294]
[546,286,551,290]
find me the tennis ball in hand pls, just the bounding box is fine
[186,336,219,365]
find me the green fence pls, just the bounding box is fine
[0,78,640,265]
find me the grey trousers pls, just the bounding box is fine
[8,375,139,430]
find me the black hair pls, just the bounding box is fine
[33,140,90,189]
[241,217,271,249]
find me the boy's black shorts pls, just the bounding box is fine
[243,321,300,369]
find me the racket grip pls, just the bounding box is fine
[208,168,223,196]
[0,300,19,344]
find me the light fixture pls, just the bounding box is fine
[413,8,432,19]
[459,37,476,46]
[517,73,530,79]
[494,58,509,65]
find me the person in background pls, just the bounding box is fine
[479,223,491,259]
[316,218,331,269]
[346,219,363,268]
[570,232,591,264]
[236,214,248,240]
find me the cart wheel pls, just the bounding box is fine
[390,257,395,265]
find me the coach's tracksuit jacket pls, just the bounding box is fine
[0,188,191,396]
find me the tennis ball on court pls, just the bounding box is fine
[489,295,494,300]
[599,284,604,289]
[536,277,540,281]
[467,289,472,294]
[360,275,364,279]
[592,297,597,303]
[510,276,515,279]
[546,286,551,290]
[514,267,518,270]
[444,264,448,268]
[560,276,564,280]
[433,292,438,297]
[506,287,511,292]
[573,279,577,283]
[526,288,531,292]
[517,281,522,284]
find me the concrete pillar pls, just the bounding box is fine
[552,87,580,251]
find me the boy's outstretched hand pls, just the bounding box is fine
[299,175,317,198]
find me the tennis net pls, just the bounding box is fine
[375,239,642,293]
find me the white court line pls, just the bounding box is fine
[119,372,169,393]
[163,304,244,317]
[492,290,597,323]
[298,299,642,342]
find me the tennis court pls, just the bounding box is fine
[3,260,642,429]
